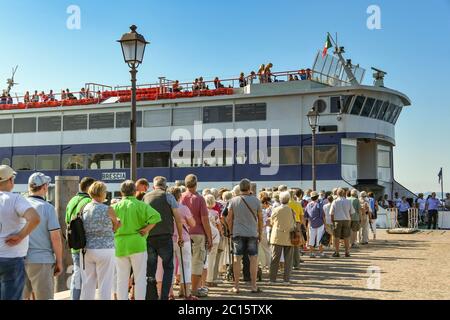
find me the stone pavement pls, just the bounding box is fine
[55,230,450,300]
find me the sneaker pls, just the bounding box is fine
[192,290,208,298]
[351,244,359,249]
[199,287,209,293]
[332,252,340,258]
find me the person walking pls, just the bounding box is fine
[348,189,361,248]
[288,190,304,269]
[359,192,371,245]
[112,180,161,300]
[330,188,353,257]
[304,192,326,258]
[80,181,121,300]
[24,173,63,300]
[0,165,40,300]
[268,191,296,283]
[426,193,440,230]
[143,176,183,300]
[65,177,96,300]
[368,192,378,240]
[397,196,410,228]
[227,179,263,294]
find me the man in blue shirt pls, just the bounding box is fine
[426,193,440,230]
[397,197,410,228]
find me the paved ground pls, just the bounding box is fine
[55,229,450,300]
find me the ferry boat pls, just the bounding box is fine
[0,38,412,198]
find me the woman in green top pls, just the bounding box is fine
[112,180,162,300]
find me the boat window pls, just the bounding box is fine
[36,155,60,171]
[171,149,202,167]
[38,116,61,132]
[235,103,266,122]
[360,98,375,117]
[378,150,391,168]
[0,119,12,134]
[313,99,327,113]
[115,153,142,168]
[12,155,35,170]
[62,154,86,170]
[383,103,396,122]
[89,113,114,130]
[302,145,338,165]
[268,147,301,165]
[330,97,341,113]
[63,114,88,131]
[392,106,402,124]
[370,100,383,119]
[87,154,114,169]
[143,109,171,127]
[342,144,357,165]
[14,117,36,133]
[340,95,354,114]
[202,149,233,167]
[203,105,233,123]
[377,101,390,120]
[172,107,201,126]
[116,111,143,128]
[143,152,171,168]
[388,105,399,124]
[349,96,366,115]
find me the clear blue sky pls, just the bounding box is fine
[0,0,449,193]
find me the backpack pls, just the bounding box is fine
[67,203,88,250]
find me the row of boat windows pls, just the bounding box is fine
[0,103,267,134]
[2,145,338,171]
[329,95,402,124]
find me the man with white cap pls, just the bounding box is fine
[0,165,40,300]
[23,173,63,300]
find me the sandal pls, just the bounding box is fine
[229,287,240,294]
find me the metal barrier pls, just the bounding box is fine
[408,208,419,230]
[386,208,399,229]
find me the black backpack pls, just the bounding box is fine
[67,203,88,250]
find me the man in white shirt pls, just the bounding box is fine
[416,194,427,225]
[0,165,40,300]
[330,188,353,258]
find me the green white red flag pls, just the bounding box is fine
[322,35,333,57]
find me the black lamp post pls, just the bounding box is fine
[307,108,320,191]
[118,25,149,181]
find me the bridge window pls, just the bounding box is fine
[87,154,114,169]
[203,105,233,123]
[143,109,171,127]
[172,108,201,126]
[63,114,87,131]
[330,97,341,113]
[115,153,142,168]
[370,100,383,119]
[377,101,390,120]
[361,98,375,117]
[89,113,114,130]
[36,155,60,171]
[340,95,354,114]
[62,154,86,170]
[0,119,12,134]
[342,144,357,165]
[14,118,36,133]
[38,116,61,132]
[391,106,402,124]
[235,103,266,122]
[350,96,366,115]
[116,111,143,128]
[383,104,396,122]
[12,155,35,171]
[302,145,338,165]
[143,152,170,168]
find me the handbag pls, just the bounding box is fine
[290,209,302,246]
[320,230,331,246]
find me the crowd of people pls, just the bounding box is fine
[1,88,103,105]
[0,163,446,300]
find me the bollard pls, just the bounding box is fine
[54,176,80,293]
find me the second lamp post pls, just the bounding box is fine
[307,108,320,191]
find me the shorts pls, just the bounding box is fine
[351,221,361,232]
[190,234,206,276]
[334,221,351,239]
[308,225,325,247]
[232,236,258,257]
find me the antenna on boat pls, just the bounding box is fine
[5,65,19,95]
[371,67,387,87]
[327,33,359,86]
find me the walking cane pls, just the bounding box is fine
[178,240,188,299]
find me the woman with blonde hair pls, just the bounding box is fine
[257,64,265,83]
[81,181,121,300]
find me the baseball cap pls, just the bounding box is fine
[28,172,51,187]
[0,165,16,183]
[311,191,319,199]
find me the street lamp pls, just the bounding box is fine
[118,25,149,181]
[307,108,320,191]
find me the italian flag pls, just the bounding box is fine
[322,35,333,57]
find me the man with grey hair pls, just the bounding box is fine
[227,179,263,294]
[278,185,288,192]
[348,189,362,248]
[330,188,352,258]
[143,176,183,300]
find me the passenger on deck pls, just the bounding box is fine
[96,90,102,100]
[193,79,200,91]
[264,63,273,83]
[67,89,76,100]
[239,72,247,87]
[79,88,86,99]
[199,77,206,90]
[288,75,294,81]
[0,92,6,104]
[7,94,13,104]
[173,80,181,93]
[40,91,48,102]
[299,69,307,80]
[306,68,312,80]
[214,77,224,89]
[294,75,300,81]
[24,91,30,103]
[258,64,265,83]
[48,90,56,101]
[249,71,257,85]
[61,90,67,100]
[32,91,39,102]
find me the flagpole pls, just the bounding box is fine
[441,167,444,203]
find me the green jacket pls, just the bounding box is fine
[65,192,92,254]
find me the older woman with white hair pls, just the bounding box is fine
[268,191,297,283]
[359,191,372,245]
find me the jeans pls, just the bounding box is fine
[0,257,25,300]
[428,210,438,230]
[70,253,82,300]
[146,234,174,300]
